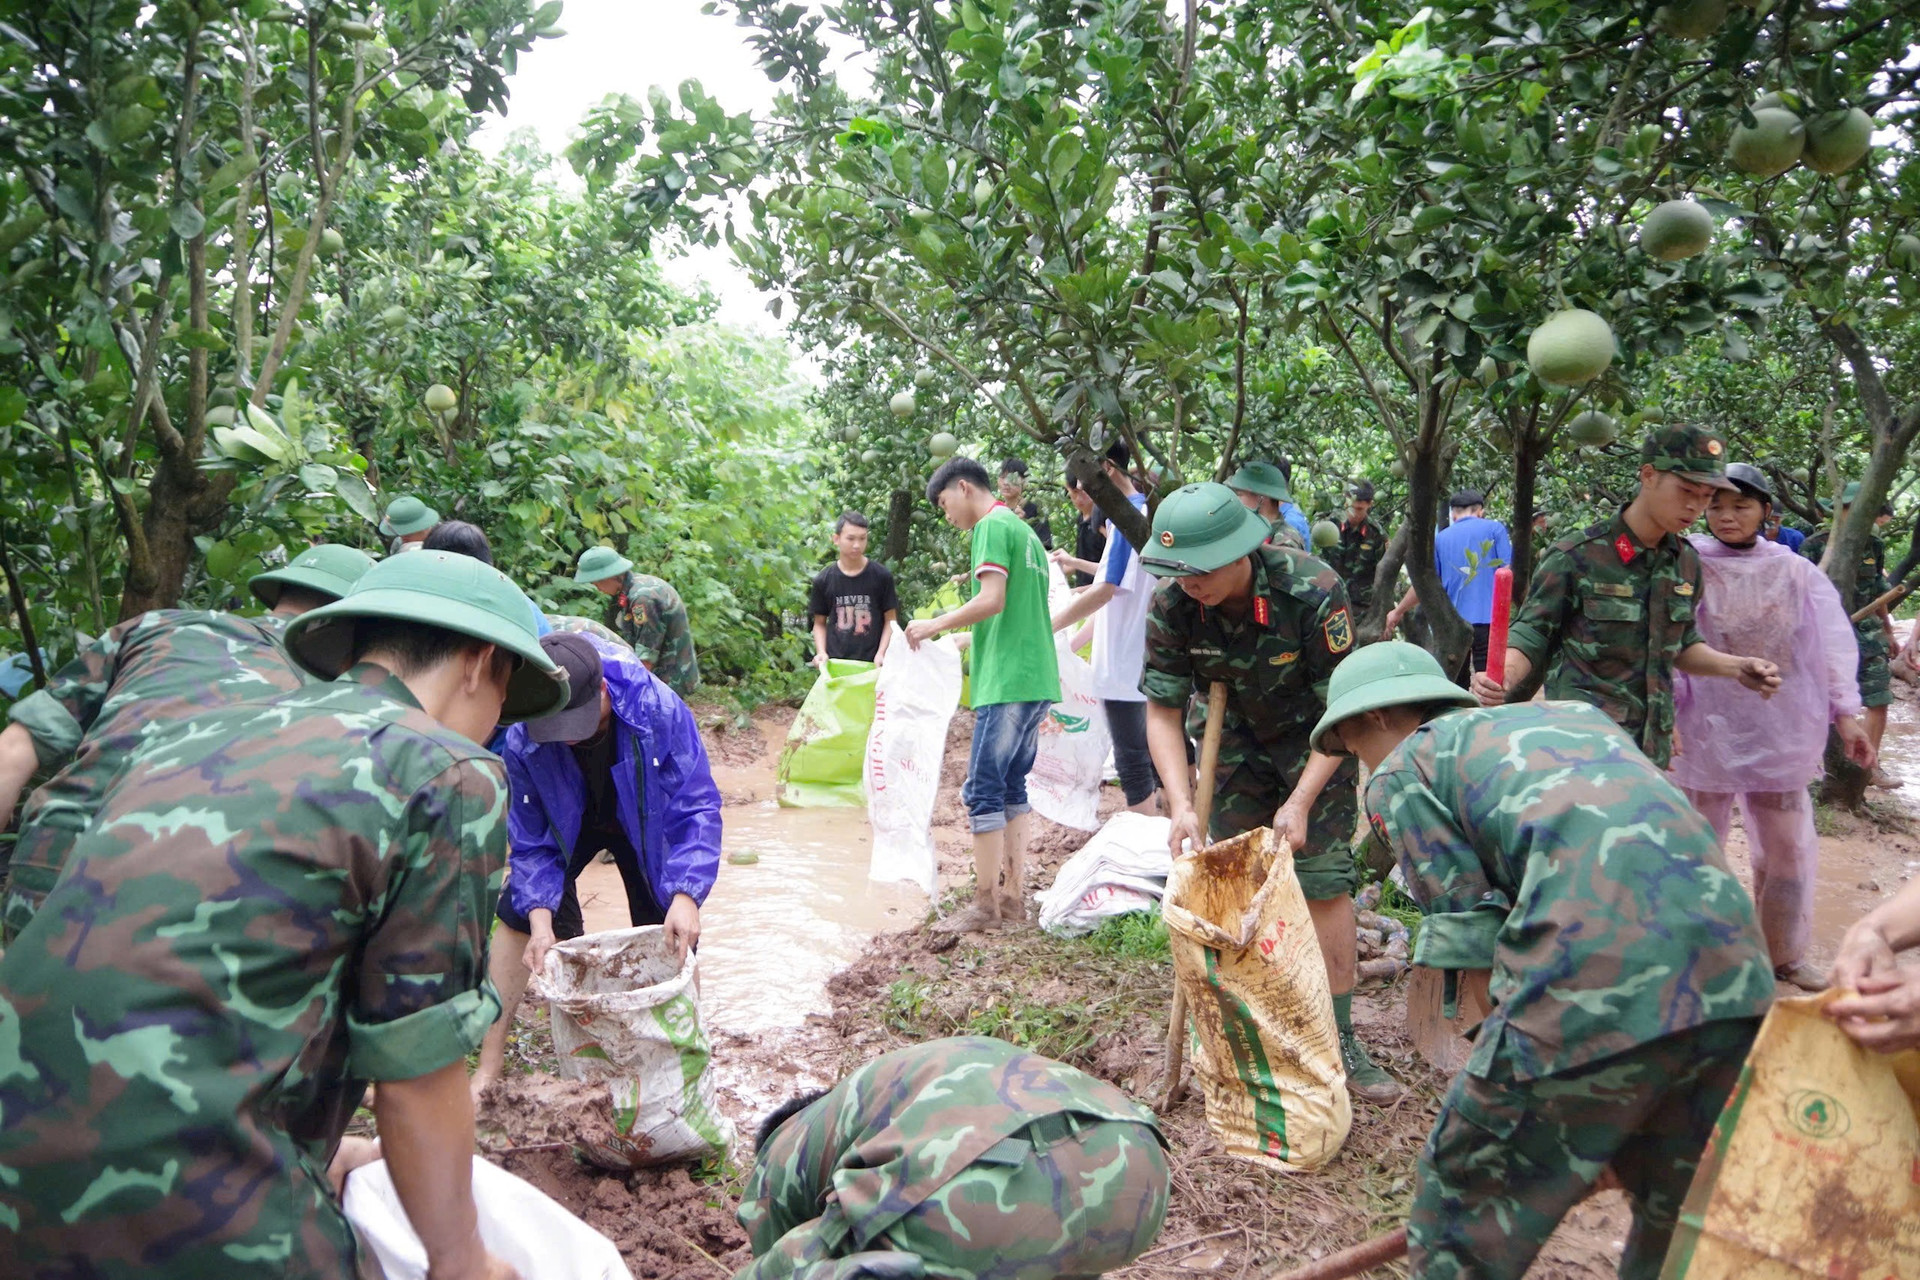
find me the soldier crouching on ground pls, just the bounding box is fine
[0,551,564,1280]
[737,1036,1170,1280]
[1314,642,1775,1280]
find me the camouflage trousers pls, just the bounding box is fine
[1209,734,1359,900]
[739,1116,1170,1280]
[1410,1017,1760,1280]
[1857,625,1892,709]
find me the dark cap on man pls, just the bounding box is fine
[1347,480,1375,502]
[1448,489,1486,509]
[527,632,607,744]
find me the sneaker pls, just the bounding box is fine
[1340,1029,1406,1104]
[1775,961,1829,992]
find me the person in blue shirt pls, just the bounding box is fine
[469,630,722,1103]
[1226,458,1310,547]
[1385,489,1513,680]
[1767,511,1807,552]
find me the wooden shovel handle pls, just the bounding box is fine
[1262,1227,1409,1280]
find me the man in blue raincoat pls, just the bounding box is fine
[470,630,722,1102]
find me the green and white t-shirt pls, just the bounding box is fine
[969,504,1061,708]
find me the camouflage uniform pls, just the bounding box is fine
[1141,544,1359,899]
[1364,700,1773,1280]
[607,569,700,697]
[1266,518,1306,551]
[1800,528,1892,709]
[1323,515,1387,613]
[546,612,633,651]
[0,663,507,1279]
[739,1036,1170,1280]
[1504,507,1704,769]
[2,610,306,940]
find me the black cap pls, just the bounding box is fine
[1347,480,1375,501]
[526,632,606,744]
[1722,462,1773,504]
[1448,489,1486,509]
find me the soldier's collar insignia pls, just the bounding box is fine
[1614,534,1638,565]
[1675,581,1694,596]
[1369,812,1390,845]
[1159,530,1176,546]
[1269,650,1299,666]
[1254,597,1271,627]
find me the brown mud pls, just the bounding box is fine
[467,676,1920,1280]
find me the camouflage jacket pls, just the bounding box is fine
[1505,507,1705,768]
[1323,516,1387,610]
[1800,528,1891,639]
[1266,517,1306,551]
[2,609,305,940]
[1141,544,1355,748]
[607,570,700,697]
[0,664,507,1279]
[739,1036,1162,1280]
[1365,701,1773,1083]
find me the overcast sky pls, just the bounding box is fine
[472,0,856,345]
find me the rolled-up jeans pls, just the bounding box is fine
[963,700,1051,833]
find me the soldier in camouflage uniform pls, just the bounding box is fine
[1322,480,1387,613]
[1138,483,1401,1103]
[0,544,374,938]
[1226,459,1308,549]
[1801,481,1897,784]
[1313,642,1774,1280]
[738,1036,1170,1280]
[1473,424,1781,768]
[0,550,564,1280]
[574,544,701,696]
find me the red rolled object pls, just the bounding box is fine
[1486,566,1513,684]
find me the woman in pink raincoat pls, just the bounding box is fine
[1674,463,1877,990]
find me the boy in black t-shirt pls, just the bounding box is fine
[809,512,900,666]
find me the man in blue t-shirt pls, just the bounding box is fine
[1385,489,1512,680]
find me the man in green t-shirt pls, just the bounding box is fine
[907,457,1062,933]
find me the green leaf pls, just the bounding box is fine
[169,203,206,240]
[298,462,337,491]
[0,386,24,426]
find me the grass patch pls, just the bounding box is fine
[1079,911,1171,960]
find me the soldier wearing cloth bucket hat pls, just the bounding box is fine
[0,543,377,939]
[1314,642,1773,1280]
[1137,482,1401,1103]
[1472,422,1782,769]
[378,493,440,551]
[0,550,560,1280]
[574,544,701,697]
[1225,458,1308,549]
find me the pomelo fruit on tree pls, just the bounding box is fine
[840,424,860,443]
[1567,410,1619,447]
[1752,90,1804,113]
[928,432,958,458]
[1526,309,1615,387]
[318,227,345,256]
[889,391,917,418]
[913,368,936,388]
[424,383,457,414]
[1891,234,1920,273]
[1803,108,1873,175]
[861,449,881,464]
[1638,199,1714,261]
[1388,459,1407,479]
[1310,519,1340,550]
[1653,0,1727,39]
[1729,108,1806,178]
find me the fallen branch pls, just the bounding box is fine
[480,1140,573,1157]
[1134,1226,1246,1262]
[667,1227,733,1277]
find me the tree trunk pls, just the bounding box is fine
[1820,729,1871,810]
[882,487,914,566]
[0,518,46,687]
[1059,438,1152,549]
[1359,520,1409,643]
[1510,432,1542,593]
[1405,391,1470,676]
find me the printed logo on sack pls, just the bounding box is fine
[1784,1089,1850,1140]
[1049,711,1092,734]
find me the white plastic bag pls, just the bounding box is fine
[1037,812,1173,936]
[343,1157,628,1280]
[531,926,734,1169]
[1028,560,1111,832]
[864,622,962,895]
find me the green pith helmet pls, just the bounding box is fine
[377,495,440,537]
[1840,480,1862,506]
[284,550,566,722]
[573,545,634,584]
[248,544,378,609]
[1225,460,1293,503]
[1640,424,1736,491]
[1310,640,1478,754]
[1140,483,1272,578]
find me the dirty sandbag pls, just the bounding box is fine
[865,623,962,896]
[1028,559,1110,832]
[343,1156,627,1280]
[1661,995,1920,1279]
[1162,828,1351,1172]
[532,926,734,1169]
[779,659,880,807]
[1036,812,1172,936]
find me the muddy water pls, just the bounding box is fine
[572,799,925,1035]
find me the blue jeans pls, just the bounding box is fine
[963,700,1051,833]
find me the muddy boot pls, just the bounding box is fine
[933,830,1005,933]
[1340,1029,1406,1104]
[994,812,1031,927]
[1775,961,1830,992]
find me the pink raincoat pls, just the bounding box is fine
[1672,534,1861,792]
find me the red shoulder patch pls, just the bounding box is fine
[1614,534,1637,565]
